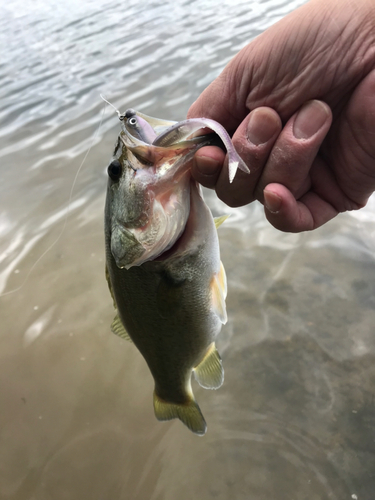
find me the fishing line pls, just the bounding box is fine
[100,94,124,120]
[0,100,108,298]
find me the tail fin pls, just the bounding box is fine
[153,391,207,436]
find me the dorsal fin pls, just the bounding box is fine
[111,313,132,342]
[194,343,224,389]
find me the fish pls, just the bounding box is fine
[104,107,249,435]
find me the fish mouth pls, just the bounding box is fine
[110,224,145,269]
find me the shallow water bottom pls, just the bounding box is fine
[2,194,375,500]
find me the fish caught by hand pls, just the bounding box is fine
[104,104,248,435]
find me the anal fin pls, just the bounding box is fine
[194,343,224,390]
[153,391,207,436]
[111,313,132,342]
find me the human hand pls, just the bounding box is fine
[187,0,375,232]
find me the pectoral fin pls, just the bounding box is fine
[214,215,230,229]
[111,313,132,342]
[210,261,227,324]
[153,391,207,436]
[194,343,224,390]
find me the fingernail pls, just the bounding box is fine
[195,155,221,175]
[247,109,279,146]
[264,189,282,213]
[293,100,330,139]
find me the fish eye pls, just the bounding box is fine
[128,117,137,127]
[107,160,122,181]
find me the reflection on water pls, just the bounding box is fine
[1,0,375,498]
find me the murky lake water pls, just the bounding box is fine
[1,0,375,498]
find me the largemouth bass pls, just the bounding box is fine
[104,108,248,435]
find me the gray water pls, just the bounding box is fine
[1,1,375,499]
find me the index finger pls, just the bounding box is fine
[214,107,282,207]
